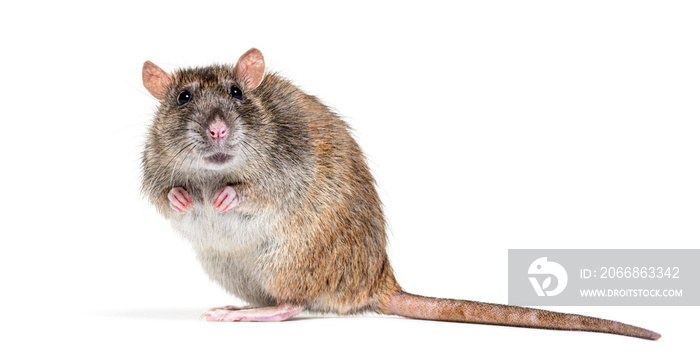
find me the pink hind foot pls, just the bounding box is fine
[201,303,304,322]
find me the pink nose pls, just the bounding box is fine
[209,121,228,139]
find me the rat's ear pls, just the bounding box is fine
[234,48,265,90]
[142,61,172,100]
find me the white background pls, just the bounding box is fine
[1,1,698,362]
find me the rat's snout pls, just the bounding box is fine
[203,116,234,166]
[208,120,228,140]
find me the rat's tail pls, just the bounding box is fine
[382,291,660,340]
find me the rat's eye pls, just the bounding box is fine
[229,85,243,100]
[177,90,191,106]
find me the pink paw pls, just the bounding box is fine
[201,308,242,322]
[200,304,303,322]
[213,186,238,212]
[200,305,246,321]
[168,187,192,213]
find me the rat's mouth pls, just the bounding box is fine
[207,152,231,164]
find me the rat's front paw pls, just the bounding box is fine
[168,187,192,213]
[213,186,239,212]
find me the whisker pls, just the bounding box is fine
[163,128,200,136]
[164,141,196,172]
[240,139,274,172]
[170,143,198,188]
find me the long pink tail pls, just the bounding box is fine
[383,291,660,340]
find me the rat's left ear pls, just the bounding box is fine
[234,48,265,90]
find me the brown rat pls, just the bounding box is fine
[141,48,660,339]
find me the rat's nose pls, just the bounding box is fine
[209,120,228,140]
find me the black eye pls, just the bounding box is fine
[177,90,191,106]
[229,85,243,100]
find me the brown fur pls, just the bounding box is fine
[141,48,659,339]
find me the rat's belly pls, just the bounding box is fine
[170,207,279,307]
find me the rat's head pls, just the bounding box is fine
[142,48,268,175]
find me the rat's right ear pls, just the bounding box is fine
[142,61,172,100]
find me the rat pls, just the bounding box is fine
[141,48,660,340]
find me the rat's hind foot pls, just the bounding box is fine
[168,187,192,212]
[212,186,239,212]
[201,303,303,322]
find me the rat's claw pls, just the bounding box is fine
[168,187,192,213]
[213,186,239,212]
